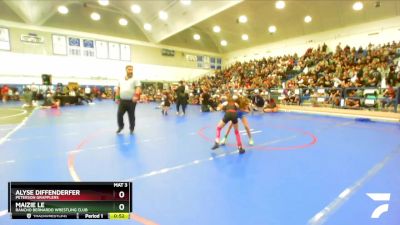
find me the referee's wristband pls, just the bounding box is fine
[116,95,121,100]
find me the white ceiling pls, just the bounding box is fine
[1,0,399,53]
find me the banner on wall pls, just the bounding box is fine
[96,40,108,59]
[50,32,131,62]
[20,33,44,44]
[108,42,120,60]
[185,54,197,62]
[203,56,210,69]
[83,39,95,57]
[120,44,131,61]
[68,37,81,56]
[0,27,10,51]
[52,34,67,55]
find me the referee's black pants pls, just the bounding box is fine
[117,100,136,131]
[176,98,187,114]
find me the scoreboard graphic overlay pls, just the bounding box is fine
[8,182,132,220]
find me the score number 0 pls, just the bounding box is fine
[115,190,129,211]
[118,191,125,211]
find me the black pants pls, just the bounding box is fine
[117,100,136,131]
[176,100,187,113]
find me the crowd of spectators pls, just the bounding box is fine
[191,41,400,111]
[138,41,400,112]
[0,84,115,108]
[1,85,20,102]
[206,41,399,90]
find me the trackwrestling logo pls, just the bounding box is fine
[366,193,391,219]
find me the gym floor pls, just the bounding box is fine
[0,101,399,225]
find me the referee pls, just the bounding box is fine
[175,80,188,116]
[115,65,141,134]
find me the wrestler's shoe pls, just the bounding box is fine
[211,142,219,150]
[220,137,227,145]
[249,138,254,145]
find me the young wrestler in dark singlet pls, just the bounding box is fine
[220,95,253,145]
[161,91,171,115]
[211,95,245,154]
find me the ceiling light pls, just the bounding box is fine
[268,25,277,33]
[213,26,221,33]
[159,11,168,20]
[275,1,285,9]
[304,15,312,23]
[91,12,101,21]
[353,1,363,11]
[57,5,68,14]
[131,4,141,14]
[241,34,249,41]
[238,15,247,23]
[144,23,152,31]
[180,0,191,5]
[98,0,109,6]
[119,18,128,26]
[193,34,200,40]
[221,40,227,46]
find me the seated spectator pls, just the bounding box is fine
[1,85,9,103]
[21,88,33,108]
[251,89,265,111]
[380,85,396,110]
[367,65,381,87]
[41,93,60,109]
[69,89,76,97]
[263,97,278,113]
[329,89,341,107]
[345,90,360,109]
[282,89,300,105]
[352,75,364,87]
[323,75,332,87]
[76,91,92,105]
[341,75,352,88]
[139,94,148,103]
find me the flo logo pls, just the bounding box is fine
[366,193,391,219]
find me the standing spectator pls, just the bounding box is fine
[115,65,141,135]
[7,88,13,101]
[30,83,38,105]
[378,62,390,88]
[387,65,397,86]
[113,86,118,101]
[200,88,212,112]
[85,86,92,99]
[92,86,98,98]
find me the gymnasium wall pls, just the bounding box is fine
[0,20,219,85]
[224,16,400,65]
